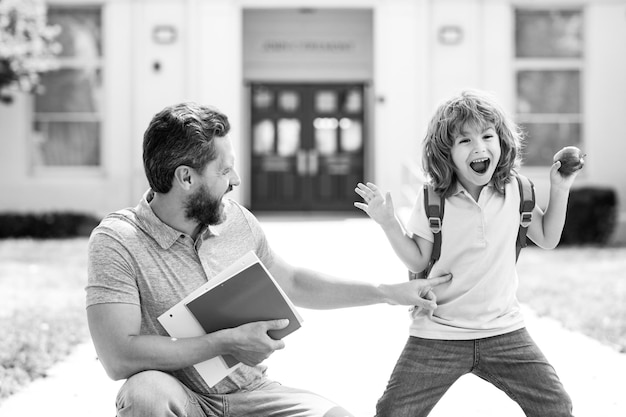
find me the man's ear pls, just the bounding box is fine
[173,166,194,191]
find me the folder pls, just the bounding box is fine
[157,251,302,387]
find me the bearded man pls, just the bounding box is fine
[86,102,451,417]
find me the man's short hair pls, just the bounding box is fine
[143,102,231,193]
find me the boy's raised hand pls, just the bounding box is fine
[354,182,396,226]
[550,146,585,191]
[550,160,581,191]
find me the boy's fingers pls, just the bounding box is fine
[356,183,371,192]
[355,186,373,201]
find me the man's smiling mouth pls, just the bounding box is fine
[470,157,490,174]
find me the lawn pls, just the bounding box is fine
[516,245,626,353]
[0,237,624,403]
[0,239,90,402]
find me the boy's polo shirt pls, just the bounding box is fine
[86,191,274,394]
[406,180,526,340]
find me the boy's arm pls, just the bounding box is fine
[527,161,580,249]
[354,182,433,272]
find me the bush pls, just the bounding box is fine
[560,187,618,245]
[0,211,100,238]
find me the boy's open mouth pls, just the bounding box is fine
[470,157,490,174]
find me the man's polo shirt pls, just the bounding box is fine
[86,191,274,394]
[406,180,526,340]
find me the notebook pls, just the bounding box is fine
[158,251,302,386]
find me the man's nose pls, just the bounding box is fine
[230,169,241,187]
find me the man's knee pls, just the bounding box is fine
[116,370,189,417]
[323,406,354,417]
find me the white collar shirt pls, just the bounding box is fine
[406,180,525,339]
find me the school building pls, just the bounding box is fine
[1,0,625,243]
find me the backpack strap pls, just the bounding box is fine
[409,184,444,280]
[425,184,443,268]
[409,176,534,281]
[515,174,535,261]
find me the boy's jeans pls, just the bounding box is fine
[116,370,352,417]
[375,328,573,417]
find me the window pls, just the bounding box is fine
[514,9,583,167]
[32,6,102,169]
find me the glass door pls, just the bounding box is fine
[250,83,365,211]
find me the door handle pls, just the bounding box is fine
[296,150,308,176]
[308,150,319,176]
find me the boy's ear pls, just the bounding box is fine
[173,166,194,190]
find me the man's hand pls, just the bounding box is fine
[379,273,452,310]
[354,182,396,227]
[222,319,289,366]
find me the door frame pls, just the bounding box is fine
[247,82,368,212]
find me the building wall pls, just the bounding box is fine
[0,0,136,215]
[1,0,625,242]
[373,0,426,194]
[585,1,626,242]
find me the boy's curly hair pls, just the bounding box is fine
[422,89,524,196]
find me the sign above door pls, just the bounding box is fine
[243,8,373,82]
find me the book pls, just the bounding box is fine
[157,251,302,387]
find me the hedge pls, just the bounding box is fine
[0,212,101,239]
[560,187,618,245]
[0,188,619,243]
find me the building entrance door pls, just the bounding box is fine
[250,83,365,211]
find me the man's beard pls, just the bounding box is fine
[184,183,226,226]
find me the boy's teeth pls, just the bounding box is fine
[470,158,489,174]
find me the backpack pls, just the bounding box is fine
[409,174,535,280]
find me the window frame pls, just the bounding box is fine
[29,4,104,176]
[513,6,585,170]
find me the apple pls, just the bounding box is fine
[553,146,585,175]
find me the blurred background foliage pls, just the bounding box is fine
[0,0,61,103]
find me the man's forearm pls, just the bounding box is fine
[289,267,390,309]
[97,331,228,380]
